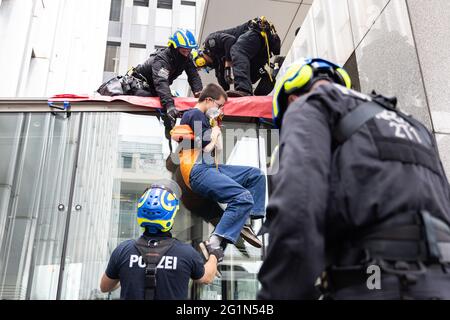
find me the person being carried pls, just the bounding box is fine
[174,83,267,260]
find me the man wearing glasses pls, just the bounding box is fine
[179,83,266,261]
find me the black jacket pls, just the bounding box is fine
[133,47,203,110]
[203,32,238,90]
[204,24,280,89]
[257,83,450,299]
[218,22,250,39]
[205,32,237,64]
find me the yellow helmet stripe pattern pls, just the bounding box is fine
[160,190,175,211]
[284,65,313,93]
[273,63,311,118]
[336,68,352,89]
[177,32,187,46]
[137,189,150,208]
[137,218,171,231]
[168,39,177,47]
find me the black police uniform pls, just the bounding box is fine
[105,232,205,300]
[132,47,203,112]
[203,32,239,91]
[257,83,450,300]
[201,22,250,92]
[230,27,280,95]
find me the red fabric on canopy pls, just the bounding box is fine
[49,94,273,119]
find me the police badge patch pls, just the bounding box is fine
[208,39,216,48]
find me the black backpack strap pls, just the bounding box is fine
[334,101,385,144]
[134,237,176,300]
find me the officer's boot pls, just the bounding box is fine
[226,90,252,97]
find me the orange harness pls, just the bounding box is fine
[170,125,199,189]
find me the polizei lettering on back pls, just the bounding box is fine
[129,255,178,270]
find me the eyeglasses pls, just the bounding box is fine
[208,98,224,109]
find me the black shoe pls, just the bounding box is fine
[226,90,252,97]
[240,224,262,248]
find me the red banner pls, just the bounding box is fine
[49,94,273,119]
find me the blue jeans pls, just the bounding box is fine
[189,163,266,244]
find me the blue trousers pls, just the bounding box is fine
[189,163,266,243]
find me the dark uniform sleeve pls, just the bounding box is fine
[217,33,237,62]
[105,247,120,280]
[185,60,203,95]
[215,63,230,91]
[257,98,331,300]
[269,32,281,55]
[151,56,175,111]
[190,248,206,280]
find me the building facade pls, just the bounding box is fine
[103,0,206,96]
[0,0,449,300]
[280,0,450,179]
[0,0,111,98]
[0,103,272,300]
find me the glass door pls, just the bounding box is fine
[57,112,206,300]
[0,112,82,300]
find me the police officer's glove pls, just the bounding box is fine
[162,106,179,140]
[207,245,224,263]
[224,67,234,85]
[166,106,179,127]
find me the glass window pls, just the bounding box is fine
[181,1,196,6]
[191,121,267,300]
[104,42,121,73]
[121,154,133,169]
[0,110,269,301]
[133,0,149,7]
[157,0,172,10]
[109,0,123,22]
[0,113,81,300]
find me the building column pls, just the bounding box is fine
[118,0,133,75]
[146,0,157,55]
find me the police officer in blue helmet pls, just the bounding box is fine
[258,58,450,300]
[133,30,203,132]
[100,184,222,300]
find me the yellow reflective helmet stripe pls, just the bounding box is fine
[168,39,177,48]
[336,68,352,89]
[160,190,175,211]
[137,189,150,208]
[137,206,179,232]
[272,75,286,118]
[177,32,187,46]
[137,218,173,232]
[273,61,312,121]
[284,64,313,94]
